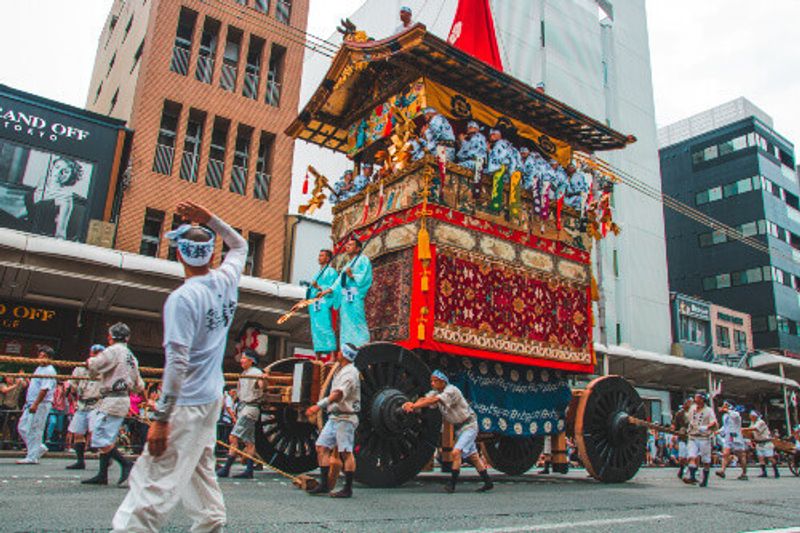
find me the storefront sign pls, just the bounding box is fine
[677,298,710,320]
[0,106,91,144]
[0,300,74,338]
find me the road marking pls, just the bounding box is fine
[429,514,673,533]
[741,529,800,533]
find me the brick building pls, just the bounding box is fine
[85,0,309,279]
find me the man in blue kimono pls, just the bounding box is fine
[563,163,590,211]
[421,108,456,161]
[485,129,519,177]
[456,121,488,171]
[332,170,355,204]
[542,159,567,200]
[519,147,547,191]
[355,164,373,191]
[328,237,373,347]
[308,249,339,359]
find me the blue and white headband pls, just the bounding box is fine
[166,224,216,267]
[432,369,449,384]
[750,410,761,418]
[341,343,358,362]
[400,6,412,14]
[423,107,437,114]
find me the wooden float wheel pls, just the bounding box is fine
[254,359,319,474]
[573,375,646,483]
[353,342,442,487]
[482,435,545,476]
[790,452,800,477]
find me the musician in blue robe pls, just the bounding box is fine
[332,170,355,204]
[456,121,488,171]
[307,249,339,357]
[329,237,373,348]
[564,163,591,211]
[485,129,519,178]
[519,147,547,190]
[542,159,567,199]
[421,108,456,161]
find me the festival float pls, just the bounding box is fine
[255,20,651,487]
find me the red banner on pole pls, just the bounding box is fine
[447,0,504,72]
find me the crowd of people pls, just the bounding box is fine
[330,108,593,218]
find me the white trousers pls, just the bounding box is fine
[17,402,51,461]
[112,398,225,533]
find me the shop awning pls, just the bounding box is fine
[595,343,799,398]
[748,352,800,383]
[0,229,310,348]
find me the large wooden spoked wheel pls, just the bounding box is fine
[254,359,319,474]
[790,453,800,477]
[482,435,545,476]
[354,342,442,487]
[573,375,646,483]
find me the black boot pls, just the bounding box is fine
[331,471,353,498]
[445,469,460,493]
[476,469,494,492]
[216,455,236,478]
[66,442,86,470]
[678,465,685,479]
[538,461,550,475]
[773,464,780,478]
[759,464,768,478]
[308,466,330,495]
[682,466,697,484]
[82,452,110,485]
[108,447,133,485]
[233,459,255,479]
[699,468,709,487]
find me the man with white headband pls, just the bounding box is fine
[112,201,247,532]
[456,121,488,171]
[403,370,493,493]
[305,342,361,498]
[670,397,692,480]
[748,410,779,478]
[421,107,456,161]
[716,400,747,480]
[682,391,717,487]
[395,6,414,34]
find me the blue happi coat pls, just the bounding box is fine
[520,152,547,190]
[485,139,520,178]
[456,132,488,170]
[564,170,590,210]
[331,254,373,348]
[423,114,456,160]
[307,266,339,353]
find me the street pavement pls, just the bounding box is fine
[0,459,798,532]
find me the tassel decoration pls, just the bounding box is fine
[302,171,309,195]
[417,224,431,261]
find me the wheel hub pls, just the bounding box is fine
[370,388,412,435]
[609,410,631,446]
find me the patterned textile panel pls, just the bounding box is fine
[365,247,414,342]
[434,246,592,366]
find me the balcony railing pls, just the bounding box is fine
[206,157,225,188]
[170,45,191,76]
[254,172,271,200]
[196,55,214,84]
[220,62,237,92]
[265,79,281,107]
[180,151,200,182]
[243,70,259,99]
[230,165,248,195]
[152,144,175,175]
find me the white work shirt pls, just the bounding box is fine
[237,366,263,404]
[687,404,717,439]
[25,365,56,405]
[426,384,476,427]
[722,411,743,439]
[328,363,360,423]
[162,216,247,406]
[750,418,771,442]
[70,366,101,410]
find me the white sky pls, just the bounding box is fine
[0,0,798,147]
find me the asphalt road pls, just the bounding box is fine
[0,459,798,532]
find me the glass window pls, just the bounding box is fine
[696,190,710,205]
[716,325,731,348]
[702,276,716,291]
[747,132,756,147]
[762,266,773,281]
[704,145,718,161]
[734,330,748,351]
[723,182,738,197]
[716,273,731,289]
[698,233,712,247]
[745,267,764,283]
[752,176,762,190]
[139,209,164,257]
[736,177,753,194]
[773,267,785,285]
[718,140,735,157]
[732,135,748,151]
[740,222,757,237]
[711,230,727,245]
[692,150,704,166]
[708,187,722,202]
[777,316,790,334]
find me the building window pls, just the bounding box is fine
[734,330,747,352]
[220,27,242,92]
[206,117,230,189]
[131,39,144,72]
[230,125,253,195]
[265,44,285,107]
[716,325,730,348]
[171,8,197,76]
[153,100,181,175]
[196,17,221,84]
[123,15,133,42]
[94,81,103,103]
[109,88,119,113]
[254,132,273,200]
[246,232,264,276]
[679,315,706,345]
[140,209,164,257]
[615,323,621,345]
[275,0,292,24]
[612,249,619,278]
[254,0,269,14]
[180,109,206,182]
[167,214,183,261]
[107,52,116,76]
[222,228,243,262]
[243,35,265,100]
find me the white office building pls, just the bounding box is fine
[290,0,671,354]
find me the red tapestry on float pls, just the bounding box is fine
[433,246,592,366]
